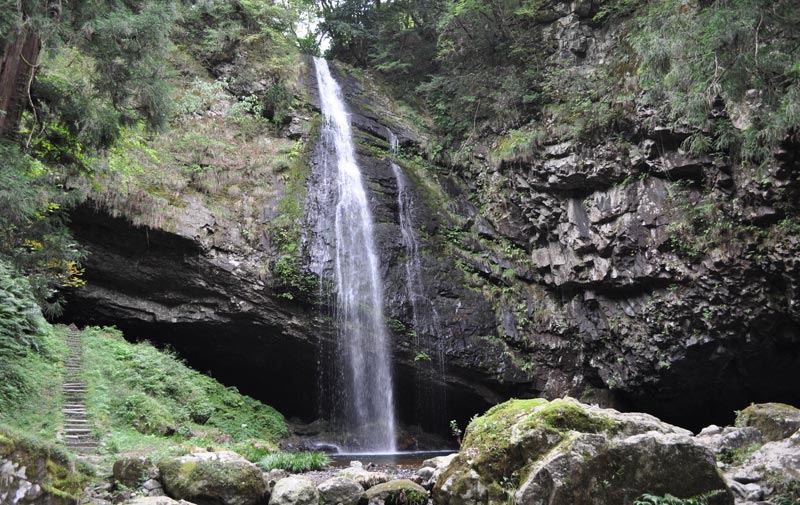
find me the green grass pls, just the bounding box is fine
[81,326,288,459]
[257,451,331,472]
[0,260,67,438]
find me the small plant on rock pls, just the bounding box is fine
[634,489,725,505]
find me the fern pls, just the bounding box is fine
[634,489,725,505]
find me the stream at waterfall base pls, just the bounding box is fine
[300,451,456,485]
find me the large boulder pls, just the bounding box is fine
[735,403,800,442]
[269,476,319,505]
[317,477,364,505]
[364,480,427,505]
[157,451,266,505]
[433,398,733,505]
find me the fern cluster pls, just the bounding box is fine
[634,489,725,505]
[0,260,65,435]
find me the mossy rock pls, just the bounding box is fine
[735,403,800,442]
[449,397,617,492]
[364,479,428,505]
[113,456,156,488]
[434,398,731,505]
[0,425,90,504]
[158,450,266,505]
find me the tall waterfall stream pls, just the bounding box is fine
[312,57,396,452]
[388,132,448,431]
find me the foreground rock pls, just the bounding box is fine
[434,398,733,505]
[114,456,159,488]
[337,462,390,489]
[364,479,427,505]
[734,403,800,442]
[697,404,800,504]
[317,476,364,505]
[158,451,266,505]
[415,454,457,490]
[123,497,197,505]
[0,427,87,505]
[269,476,319,505]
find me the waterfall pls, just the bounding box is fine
[312,57,396,452]
[388,131,447,432]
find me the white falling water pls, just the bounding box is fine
[388,131,447,430]
[313,57,396,452]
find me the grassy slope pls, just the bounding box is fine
[1,259,289,468]
[83,326,287,462]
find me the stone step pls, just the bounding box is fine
[64,429,93,435]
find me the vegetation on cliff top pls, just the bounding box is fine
[314,0,799,165]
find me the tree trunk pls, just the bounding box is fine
[0,27,41,140]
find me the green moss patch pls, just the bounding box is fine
[735,403,800,442]
[454,398,618,500]
[0,424,91,500]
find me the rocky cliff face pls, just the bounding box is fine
[61,57,526,438]
[62,5,800,436]
[433,4,800,429]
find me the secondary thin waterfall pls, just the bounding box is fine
[313,57,396,452]
[388,131,447,432]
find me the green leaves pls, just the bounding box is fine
[0,142,86,315]
[630,0,800,162]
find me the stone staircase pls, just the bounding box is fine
[62,328,98,453]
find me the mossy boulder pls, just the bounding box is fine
[0,425,90,505]
[158,450,266,505]
[114,456,157,488]
[364,479,427,505]
[433,398,733,505]
[735,403,800,442]
[269,476,318,505]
